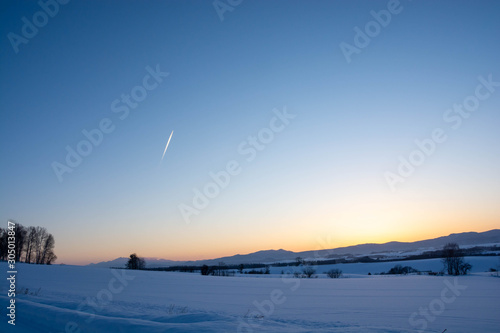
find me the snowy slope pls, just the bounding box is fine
[0,262,499,332]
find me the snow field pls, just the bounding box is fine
[0,258,498,332]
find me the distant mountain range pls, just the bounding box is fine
[88,229,500,268]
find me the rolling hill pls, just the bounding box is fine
[88,229,500,268]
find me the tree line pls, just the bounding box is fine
[0,223,57,265]
[124,243,474,277]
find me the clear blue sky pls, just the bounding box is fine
[1,0,499,264]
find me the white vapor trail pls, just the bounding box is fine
[160,130,174,163]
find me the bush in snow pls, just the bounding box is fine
[385,264,418,275]
[326,268,343,278]
[301,266,317,278]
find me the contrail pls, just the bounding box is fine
[160,130,174,163]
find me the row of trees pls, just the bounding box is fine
[126,243,473,278]
[0,223,57,265]
[201,262,235,276]
[193,244,473,278]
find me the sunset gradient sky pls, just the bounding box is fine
[1,0,499,265]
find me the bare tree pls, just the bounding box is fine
[24,226,37,263]
[0,223,56,265]
[0,224,27,262]
[217,262,224,276]
[459,262,472,275]
[295,257,303,266]
[213,262,228,276]
[13,223,27,262]
[126,253,145,270]
[40,234,57,264]
[326,268,343,278]
[302,266,316,278]
[34,227,49,264]
[442,243,471,275]
[201,264,210,275]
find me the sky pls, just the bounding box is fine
[1,0,499,265]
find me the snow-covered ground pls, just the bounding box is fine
[0,259,499,332]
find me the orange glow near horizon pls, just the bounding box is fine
[52,183,500,266]
[58,223,499,265]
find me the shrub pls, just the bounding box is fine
[326,268,343,278]
[247,269,265,274]
[16,287,41,296]
[201,265,211,275]
[302,266,317,278]
[387,265,418,275]
[291,266,320,278]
